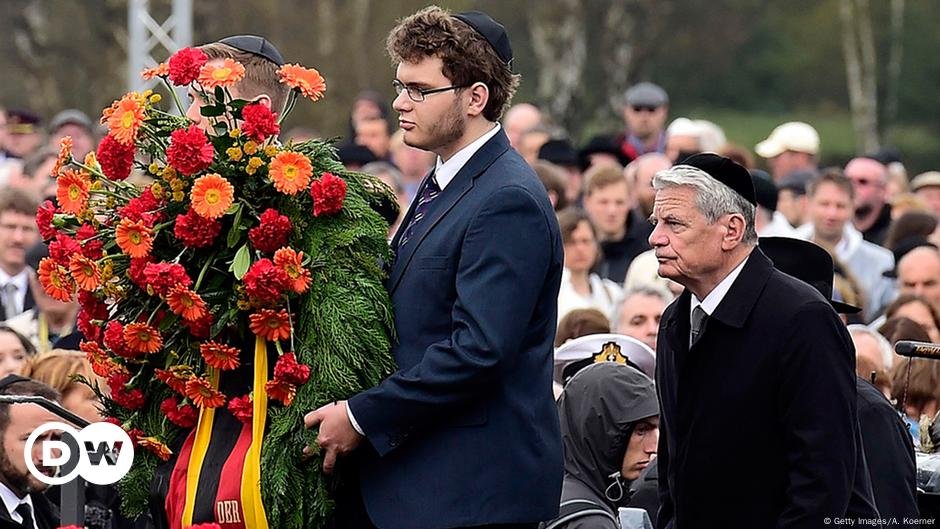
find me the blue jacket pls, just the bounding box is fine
[348,129,564,529]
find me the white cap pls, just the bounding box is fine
[553,333,655,383]
[755,121,820,158]
[666,117,701,139]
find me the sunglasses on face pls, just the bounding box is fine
[631,105,660,113]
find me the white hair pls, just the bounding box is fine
[848,324,894,370]
[652,164,758,245]
[612,283,675,332]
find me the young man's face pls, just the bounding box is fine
[583,180,631,240]
[0,404,60,496]
[808,182,852,242]
[392,57,468,159]
[621,416,659,480]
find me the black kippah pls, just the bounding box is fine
[218,35,285,66]
[453,11,513,69]
[680,153,757,206]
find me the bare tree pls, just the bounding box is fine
[528,0,587,132]
[839,0,880,154]
[884,0,905,136]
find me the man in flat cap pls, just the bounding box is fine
[615,82,669,162]
[306,6,563,529]
[649,153,861,528]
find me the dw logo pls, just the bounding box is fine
[24,421,134,486]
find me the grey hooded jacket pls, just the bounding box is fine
[552,362,659,529]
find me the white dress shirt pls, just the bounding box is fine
[0,268,28,318]
[690,255,750,320]
[0,481,36,529]
[348,123,503,435]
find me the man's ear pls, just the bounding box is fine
[465,82,489,118]
[721,213,748,250]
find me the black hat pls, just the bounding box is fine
[777,169,818,195]
[882,237,938,279]
[337,144,378,167]
[578,135,630,171]
[6,109,41,134]
[219,35,285,66]
[453,11,513,68]
[538,139,578,167]
[680,153,756,206]
[750,169,778,212]
[759,237,862,314]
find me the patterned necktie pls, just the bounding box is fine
[690,305,707,346]
[398,174,440,248]
[15,503,34,529]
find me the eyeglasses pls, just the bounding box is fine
[631,105,660,113]
[392,80,469,102]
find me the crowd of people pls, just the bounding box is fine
[0,4,938,528]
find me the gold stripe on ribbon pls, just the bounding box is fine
[182,367,219,527]
[239,335,269,528]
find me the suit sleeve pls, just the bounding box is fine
[776,302,858,528]
[347,184,556,456]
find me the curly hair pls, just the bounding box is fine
[386,6,520,122]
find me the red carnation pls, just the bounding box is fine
[174,208,222,248]
[227,395,253,425]
[167,125,214,175]
[243,259,289,304]
[143,262,192,296]
[96,134,136,181]
[108,373,145,410]
[127,256,153,288]
[77,310,103,345]
[184,312,213,340]
[104,321,139,359]
[248,208,292,254]
[119,188,164,226]
[160,397,198,428]
[76,224,103,259]
[36,200,57,241]
[77,291,107,344]
[240,103,280,142]
[273,352,310,385]
[49,234,83,268]
[309,172,347,217]
[168,47,207,86]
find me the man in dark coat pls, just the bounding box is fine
[307,7,564,529]
[547,362,659,529]
[650,154,860,528]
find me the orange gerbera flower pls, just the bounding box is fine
[166,285,208,322]
[191,173,235,219]
[69,254,100,291]
[199,341,241,371]
[81,341,125,378]
[38,257,75,302]
[115,218,154,258]
[184,376,226,408]
[155,366,193,394]
[197,59,246,90]
[249,308,292,341]
[56,169,90,214]
[277,64,326,101]
[273,248,311,294]
[105,93,145,145]
[53,136,72,177]
[123,322,163,354]
[137,437,172,461]
[265,379,297,406]
[268,151,313,195]
[141,63,169,80]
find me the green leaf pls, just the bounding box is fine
[227,203,244,247]
[230,243,251,279]
[200,105,225,117]
[214,86,225,103]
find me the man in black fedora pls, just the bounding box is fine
[650,153,861,528]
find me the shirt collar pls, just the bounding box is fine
[0,482,33,525]
[691,255,750,317]
[433,123,501,190]
[0,269,28,294]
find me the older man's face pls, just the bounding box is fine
[648,186,727,288]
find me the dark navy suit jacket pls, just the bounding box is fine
[347,129,564,529]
